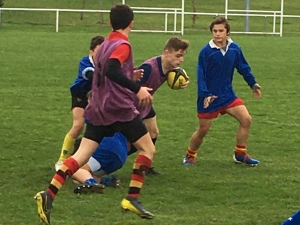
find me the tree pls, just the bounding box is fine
[0,0,4,7]
[80,0,86,20]
[191,0,197,27]
[98,0,104,24]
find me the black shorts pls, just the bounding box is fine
[84,116,148,144]
[71,92,89,109]
[142,107,156,120]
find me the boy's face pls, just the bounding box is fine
[90,44,102,57]
[165,49,186,68]
[212,24,228,44]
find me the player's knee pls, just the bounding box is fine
[197,126,209,137]
[137,142,156,156]
[71,123,84,135]
[241,114,252,127]
[149,127,159,139]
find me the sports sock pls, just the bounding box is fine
[84,178,98,185]
[58,133,75,161]
[47,157,79,199]
[235,144,247,155]
[186,148,197,157]
[128,154,152,198]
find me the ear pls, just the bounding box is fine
[163,49,169,56]
[129,20,134,29]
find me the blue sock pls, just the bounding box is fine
[84,178,98,185]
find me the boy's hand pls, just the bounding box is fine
[133,69,144,82]
[203,95,218,108]
[252,84,262,99]
[180,75,190,89]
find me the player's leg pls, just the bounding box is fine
[140,116,161,175]
[183,115,214,165]
[76,150,123,192]
[55,92,87,170]
[34,123,104,225]
[72,164,106,194]
[143,108,159,143]
[127,108,158,156]
[72,164,94,184]
[55,107,85,169]
[70,138,101,185]
[118,117,155,219]
[127,108,161,175]
[225,99,259,166]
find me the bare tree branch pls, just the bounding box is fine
[192,0,197,27]
[80,0,86,20]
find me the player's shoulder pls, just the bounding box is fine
[139,56,159,70]
[79,55,94,67]
[80,55,90,62]
[229,42,240,48]
[200,41,214,51]
[200,43,210,51]
[198,43,211,57]
[139,63,152,71]
[142,56,159,65]
[228,39,241,50]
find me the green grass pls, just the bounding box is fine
[1,1,300,225]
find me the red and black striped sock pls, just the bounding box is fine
[128,154,152,198]
[186,148,197,157]
[235,144,247,156]
[47,157,79,199]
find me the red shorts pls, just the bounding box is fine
[197,97,244,119]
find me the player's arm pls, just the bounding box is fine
[137,64,152,85]
[235,47,258,88]
[235,47,261,98]
[104,44,141,93]
[197,49,218,108]
[197,50,213,98]
[82,67,94,80]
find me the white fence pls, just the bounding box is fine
[224,0,284,36]
[0,7,184,34]
[1,0,300,36]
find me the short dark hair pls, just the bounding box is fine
[110,4,134,30]
[164,36,189,52]
[209,16,231,33]
[90,36,105,50]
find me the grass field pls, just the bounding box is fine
[1,1,300,225]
